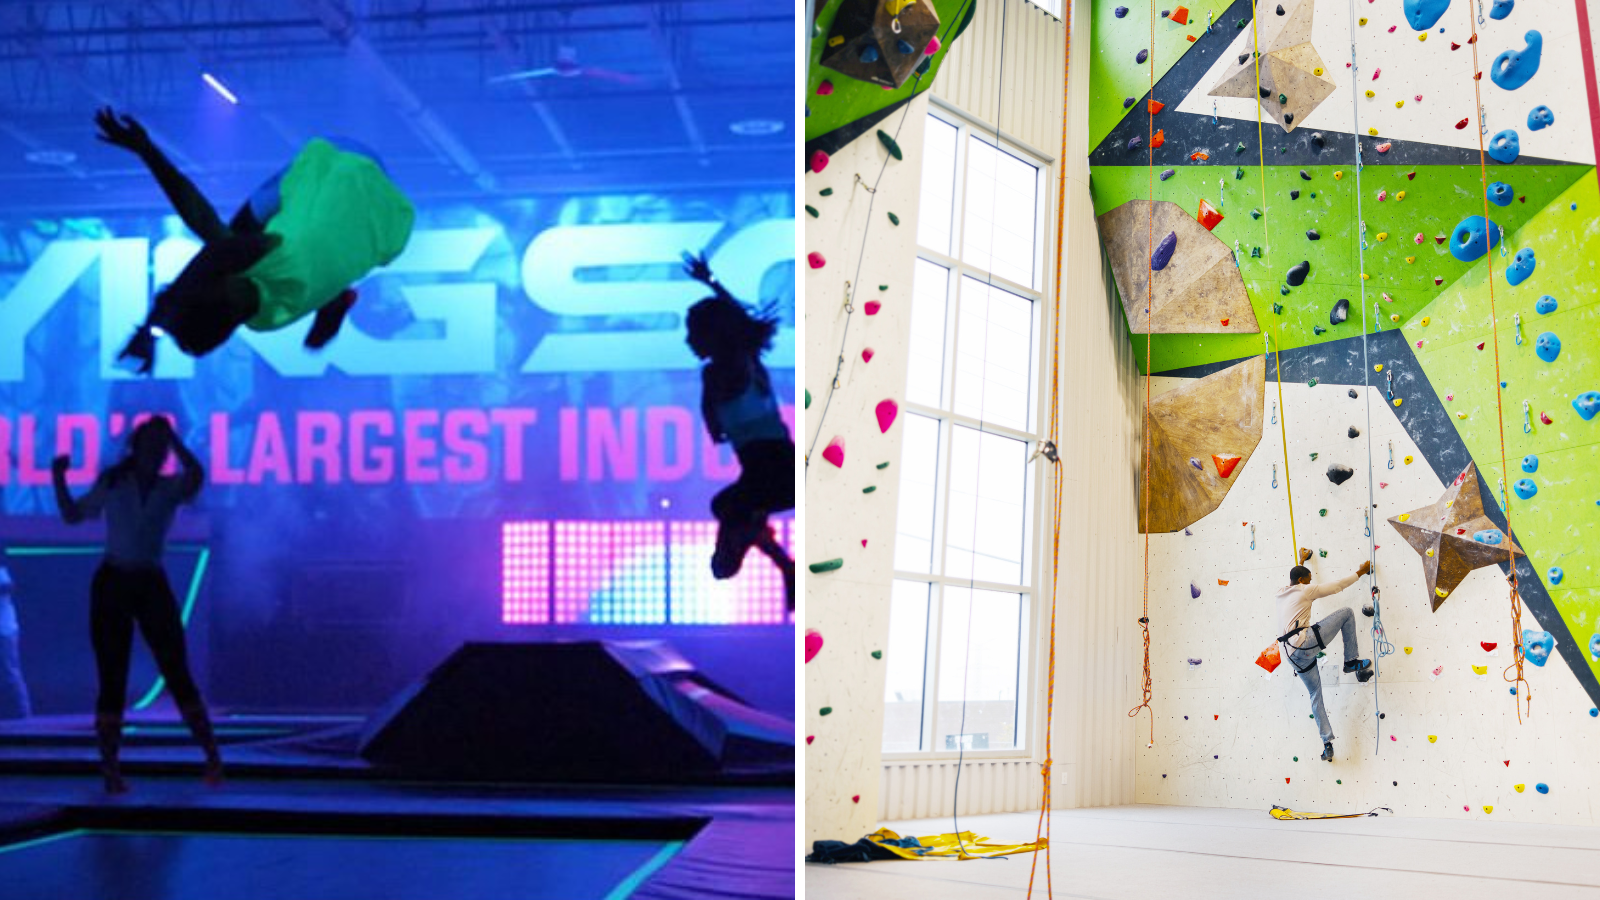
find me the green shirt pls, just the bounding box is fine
[244,139,415,331]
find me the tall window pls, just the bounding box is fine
[883,111,1044,757]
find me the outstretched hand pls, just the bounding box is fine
[116,326,156,375]
[1357,560,1372,577]
[94,106,151,154]
[682,252,715,286]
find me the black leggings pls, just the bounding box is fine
[91,564,203,718]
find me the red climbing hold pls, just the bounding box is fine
[1197,198,1224,230]
[818,80,835,96]
[1151,129,1166,148]
[1476,342,1486,350]
[1189,151,1210,161]
[1519,196,1526,203]
[1540,411,1553,424]
[1504,760,1510,766]
[1149,99,1166,114]
[1451,41,1460,49]
[1214,714,1219,720]
[807,735,814,744]
[1217,579,1230,586]
[864,300,882,315]
[1220,317,1230,326]
[1212,453,1242,478]
[1171,5,1189,24]
[1469,33,1478,43]
[861,347,875,363]
[808,251,827,269]
[1406,171,1416,180]
[1286,777,1292,784]
[1482,642,1498,652]
[1434,277,1444,285]
[810,149,831,171]
[1455,118,1470,130]
[852,795,861,804]
[1185,34,1196,41]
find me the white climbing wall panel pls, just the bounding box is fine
[1138,376,1600,823]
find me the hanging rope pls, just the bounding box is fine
[1462,3,1530,719]
[1343,0,1386,748]
[1126,0,1156,747]
[1025,0,1074,895]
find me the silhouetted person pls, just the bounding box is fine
[53,418,220,793]
[0,542,30,720]
[685,253,795,610]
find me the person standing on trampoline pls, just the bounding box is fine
[1276,548,1374,762]
[684,253,796,610]
[92,107,415,373]
[52,418,220,793]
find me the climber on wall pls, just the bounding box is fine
[1276,548,1373,762]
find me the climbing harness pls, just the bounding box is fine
[1463,1,1531,720]
[1278,620,1328,676]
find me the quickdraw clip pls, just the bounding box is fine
[1385,370,1394,401]
[1272,462,1278,488]
[1387,441,1394,470]
[1364,509,1371,538]
[1523,399,1532,434]
[1514,312,1522,346]
[1271,400,1278,425]
[1251,524,1256,550]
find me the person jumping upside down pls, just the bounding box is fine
[52,418,220,793]
[1276,548,1374,762]
[94,107,415,372]
[684,253,796,610]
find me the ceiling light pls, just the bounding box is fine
[729,118,785,136]
[202,72,239,104]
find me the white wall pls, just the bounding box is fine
[1137,376,1600,823]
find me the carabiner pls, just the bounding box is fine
[1514,312,1522,346]
[1272,462,1279,488]
[1373,302,1381,331]
[1251,524,1256,550]
[1271,401,1278,425]
[1387,441,1394,470]
[1385,370,1394,401]
[1365,509,1371,538]
[1523,399,1532,434]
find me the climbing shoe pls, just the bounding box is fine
[1343,658,1371,674]
[1321,742,1334,762]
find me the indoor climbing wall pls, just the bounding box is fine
[1088,0,1600,820]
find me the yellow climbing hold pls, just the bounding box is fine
[1393,398,1403,407]
[1396,190,1406,200]
[1359,16,1367,24]
[1368,127,1379,136]
[1398,514,1410,522]
[1472,665,1489,675]
[1396,100,1405,108]
[1334,171,1344,179]
[1404,646,1413,654]
[1314,67,1323,75]
[886,0,918,12]
[1419,32,1428,41]
[1457,411,1468,419]
[828,35,845,46]
[1376,232,1389,241]
[1374,364,1383,372]
[1515,784,1526,792]
[1426,549,1434,557]
[1428,735,1438,743]
[1404,455,1413,464]
[1390,314,1400,322]
[1362,273,1371,280]
[1436,588,1449,597]
[1366,90,1376,98]
[1421,316,1430,326]
[1406,255,1417,263]
[1484,805,1492,814]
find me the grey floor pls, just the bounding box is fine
[806,804,1600,899]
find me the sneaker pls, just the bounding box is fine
[1343,658,1372,674]
[1321,742,1334,762]
[1357,665,1375,683]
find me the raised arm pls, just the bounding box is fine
[683,252,737,304]
[51,456,107,525]
[168,426,206,502]
[1304,560,1371,602]
[95,107,228,244]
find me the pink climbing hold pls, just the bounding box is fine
[1379,482,1388,488]
[1416,340,1424,349]
[864,300,881,315]
[809,149,830,172]
[1414,233,1424,244]
[926,36,942,54]
[806,629,825,663]
[1387,24,1396,32]
[1377,189,1387,201]
[1414,94,1423,101]
[852,795,861,804]
[806,735,815,744]
[861,347,875,363]
[1541,411,1553,424]
[822,436,845,467]
[818,80,835,96]
[1376,142,1392,153]
[876,398,899,433]
[807,251,826,269]
[1372,67,1381,80]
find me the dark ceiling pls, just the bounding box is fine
[0,0,793,213]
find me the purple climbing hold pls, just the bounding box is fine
[1124,96,1137,108]
[1160,168,1176,181]
[1191,583,1202,598]
[1116,5,1129,15]
[1129,136,1144,151]
[1136,48,1149,64]
[1190,457,1203,470]
[1152,231,1177,270]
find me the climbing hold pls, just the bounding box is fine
[1127,136,1143,151]
[1172,6,1189,24]
[1287,260,1311,286]
[1490,32,1542,90]
[1307,229,1320,240]
[1376,142,1392,153]
[1333,170,1343,179]
[1488,129,1522,163]
[876,461,889,469]
[1521,454,1538,473]
[877,130,903,161]
[1330,298,1350,324]
[1534,331,1560,362]
[1250,208,1262,220]
[1377,189,1388,202]
[1455,117,1470,129]
[1197,199,1224,230]
[1115,5,1129,15]
[1536,295,1557,314]
[861,347,875,363]
[1348,426,1361,438]
[1366,89,1375,98]
[1396,100,1405,108]
[1541,411,1553,424]
[1191,583,1201,598]
[1151,129,1165,148]
[1328,464,1354,485]
[1508,249,1536,286]
[1513,479,1537,499]
[1537,783,1550,794]
[1487,182,1513,207]
[809,149,831,172]
[1484,806,1494,814]
[1573,391,1600,420]
[1348,389,1358,398]
[1311,132,1325,149]
[1528,105,1554,131]
[805,630,824,663]
[1299,169,1311,181]
[1490,0,1513,17]
[805,205,819,218]
[887,212,900,226]
[819,187,834,196]
[1190,458,1203,471]
[1313,325,1325,335]
[1124,97,1136,108]
[1212,454,1242,478]
[1524,629,1555,666]
[1472,529,1504,545]
[820,706,833,715]
[1273,303,1283,314]
[896,38,915,55]
[1376,232,1389,242]
[1403,0,1450,31]
[1319,509,1327,516]
[808,251,827,269]
[1235,166,1245,179]
[809,558,844,573]
[1428,735,1437,743]
[1290,189,1300,200]
[864,300,881,315]
[822,436,845,467]
[805,390,811,409]
[1450,215,1503,261]
[1151,231,1177,271]
[1394,398,1404,407]
[1421,316,1430,327]
[876,399,899,433]
[1397,190,1406,201]
[1548,566,1564,585]
[860,44,880,63]
[1160,168,1175,181]
[1136,48,1149,64]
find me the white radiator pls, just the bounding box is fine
[879,759,1043,822]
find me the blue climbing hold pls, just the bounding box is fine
[1487,182,1514,207]
[1534,331,1560,362]
[1523,629,1555,666]
[897,39,916,54]
[1160,168,1175,181]
[1473,529,1505,545]
[1536,295,1558,314]
[1490,32,1542,91]
[1536,783,1550,794]
[1548,566,1564,585]
[1590,633,1600,659]
[1450,215,1502,262]
[1137,48,1149,64]
[1513,478,1538,499]
[1528,105,1554,130]
[1488,129,1521,164]
[1592,708,1598,716]
[1490,0,1513,19]
[1152,231,1177,270]
[1124,97,1137,108]
[1522,454,1538,473]
[1404,0,1451,31]
[1574,391,1600,420]
[1116,5,1129,15]
[1508,248,1536,286]
[860,44,881,63]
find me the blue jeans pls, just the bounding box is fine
[1287,607,1358,743]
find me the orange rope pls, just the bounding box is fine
[1127,0,1154,746]
[1464,10,1530,719]
[1025,7,1071,894]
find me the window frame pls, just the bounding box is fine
[883,105,1052,763]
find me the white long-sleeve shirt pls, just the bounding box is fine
[1274,570,1361,649]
